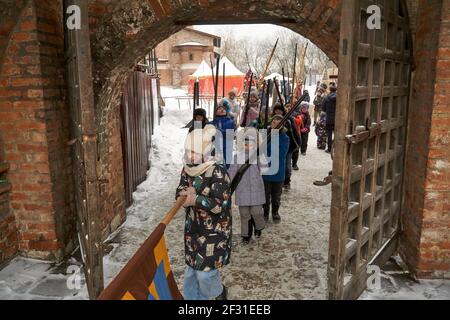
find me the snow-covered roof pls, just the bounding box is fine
[190,57,244,78]
[265,72,292,81]
[217,56,245,76]
[175,41,207,47]
[190,60,213,78]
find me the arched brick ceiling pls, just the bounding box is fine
[0,0,30,69]
[88,0,343,128]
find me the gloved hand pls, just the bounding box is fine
[179,187,197,208]
[182,194,197,208]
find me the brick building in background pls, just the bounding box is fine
[0,0,448,292]
[155,27,221,88]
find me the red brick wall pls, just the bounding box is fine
[0,0,75,261]
[416,0,450,278]
[0,0,31,266]
[0,141,17,264]
[0,0,447,278]
[401,0,450,279]
[155,28,218,86]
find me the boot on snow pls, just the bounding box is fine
[215,286,228,300]
[272,213,281,224]
[248,218,254,237]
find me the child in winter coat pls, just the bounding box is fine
[224,89,241,126]
[189,108,208,132]
[176,124,232,300]
[241,90,260,127]
[210,104,236,168]
[299,102,312,156]
[228,128,266,244]
[315,112,327,150]
[271,103,300,190]
[287,103,303,171]
[261,115,290,223]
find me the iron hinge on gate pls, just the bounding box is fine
[345,123,382,144]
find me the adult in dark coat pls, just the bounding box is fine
[303,89,311,103]
[313,85,327,126]
[322,83,337,153]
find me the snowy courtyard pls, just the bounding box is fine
[0,87,449,300]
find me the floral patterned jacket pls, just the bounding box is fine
[176,164,232,272]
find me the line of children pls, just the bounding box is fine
[210,90,294,239]
[179,82,336,300]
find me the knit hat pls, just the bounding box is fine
[300,101,309,108]
[272,103,286,116]
[320,83,328,91]
[184,124,217,157]
[193,108,206,118]
[216,104,227,114]
[249,90,259,99]
[272,115,284,122]
[219,98,230,108]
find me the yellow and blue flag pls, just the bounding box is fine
[98,224,183,300]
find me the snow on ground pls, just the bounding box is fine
[360,258,450,300]
[101,85,333,299]
[98,85,332,299]
[0,85,449,300]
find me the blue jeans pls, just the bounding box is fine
[183,266,223,300]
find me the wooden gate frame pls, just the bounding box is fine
[64,0,104,299]
[328,0,413,300]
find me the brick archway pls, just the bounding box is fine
[88,0,343,232]
[0,0,448,288]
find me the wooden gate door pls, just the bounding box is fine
[64,0,104,298]
[328,0,412,299]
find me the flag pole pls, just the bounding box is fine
[259,38,279,87]
[258,80,267,120]
[274,77,285,109]
[264,79,271,128]
[213,54,221,119]
[240,72,253,127]
[161,196,187,226]
[222,62,226,98]
[291,43,298,104]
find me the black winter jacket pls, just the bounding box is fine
[322,92,337,127]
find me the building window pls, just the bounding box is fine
[213,38,221,48]
[189,53,194,61]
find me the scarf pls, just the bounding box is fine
[183,161,216,177]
